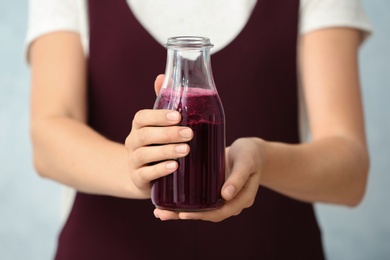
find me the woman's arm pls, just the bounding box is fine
[260,28,369,206]
[30,32,131,197]
[155,28,369,222]
[29,32,193,199]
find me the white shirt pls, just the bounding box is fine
[26,0,372,56]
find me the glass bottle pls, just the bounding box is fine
[151,36,225,211]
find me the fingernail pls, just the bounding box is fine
[175,144,188,154]
[165,161,177,170]
[224,185,235,199]
[166,112,180,121]
[179,128,192,138]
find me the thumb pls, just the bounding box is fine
[221,161,251,201]
[154,74,165,96]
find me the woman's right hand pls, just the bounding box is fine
[124,109,193,199]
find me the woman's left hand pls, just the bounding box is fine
[153,137,264,222]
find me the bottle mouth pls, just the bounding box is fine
[166,36,214,49]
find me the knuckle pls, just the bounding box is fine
[124,135,130,148]
[137,128,148,144]
[133,110,145,125]
[131,171,142,189]
[209,211,225,223]
[136,168,149,184]
[161,146,173,158]
[125,135,133,148]
[212,216,224,223]
[233,210,243,216]
[237,171,249,184]
[248,158,258,173]
[244,197,255,208]
[133,148,144,162]
[165,127,177,142]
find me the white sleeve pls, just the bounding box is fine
[299,0,372,38]
[25,0,88,59]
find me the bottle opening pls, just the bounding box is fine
[166,36,214,49]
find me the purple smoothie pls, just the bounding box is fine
[152,87,225,211]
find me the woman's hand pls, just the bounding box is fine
[124,109,194,199]
[124,75,193,199]
[154,137,264,222]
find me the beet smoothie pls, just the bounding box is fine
[151,87,225,211]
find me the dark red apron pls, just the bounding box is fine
[55,0,325,259]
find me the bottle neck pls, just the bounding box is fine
[164,48,215,91]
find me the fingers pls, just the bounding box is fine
[176,176,259,222]
[132,143,190,168]
[125,107,194,198]
[131,160,179,191]
[154,171,258,222]
[152,138,264,222]
[154,208,180,221]
[129,125,192,150]
[128,109,193,149]
[222,139,260,201]
[168,146,260,222]
[132,109,181,130]
[221,158,254,201]
[153,160,260,222]
[139,126,192,147]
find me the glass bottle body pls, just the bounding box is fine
[151,37,225,211]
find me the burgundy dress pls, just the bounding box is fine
[55,0,325,259]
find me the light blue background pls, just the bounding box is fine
[0,0,389,259]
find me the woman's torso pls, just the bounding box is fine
[55,1,325,259]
